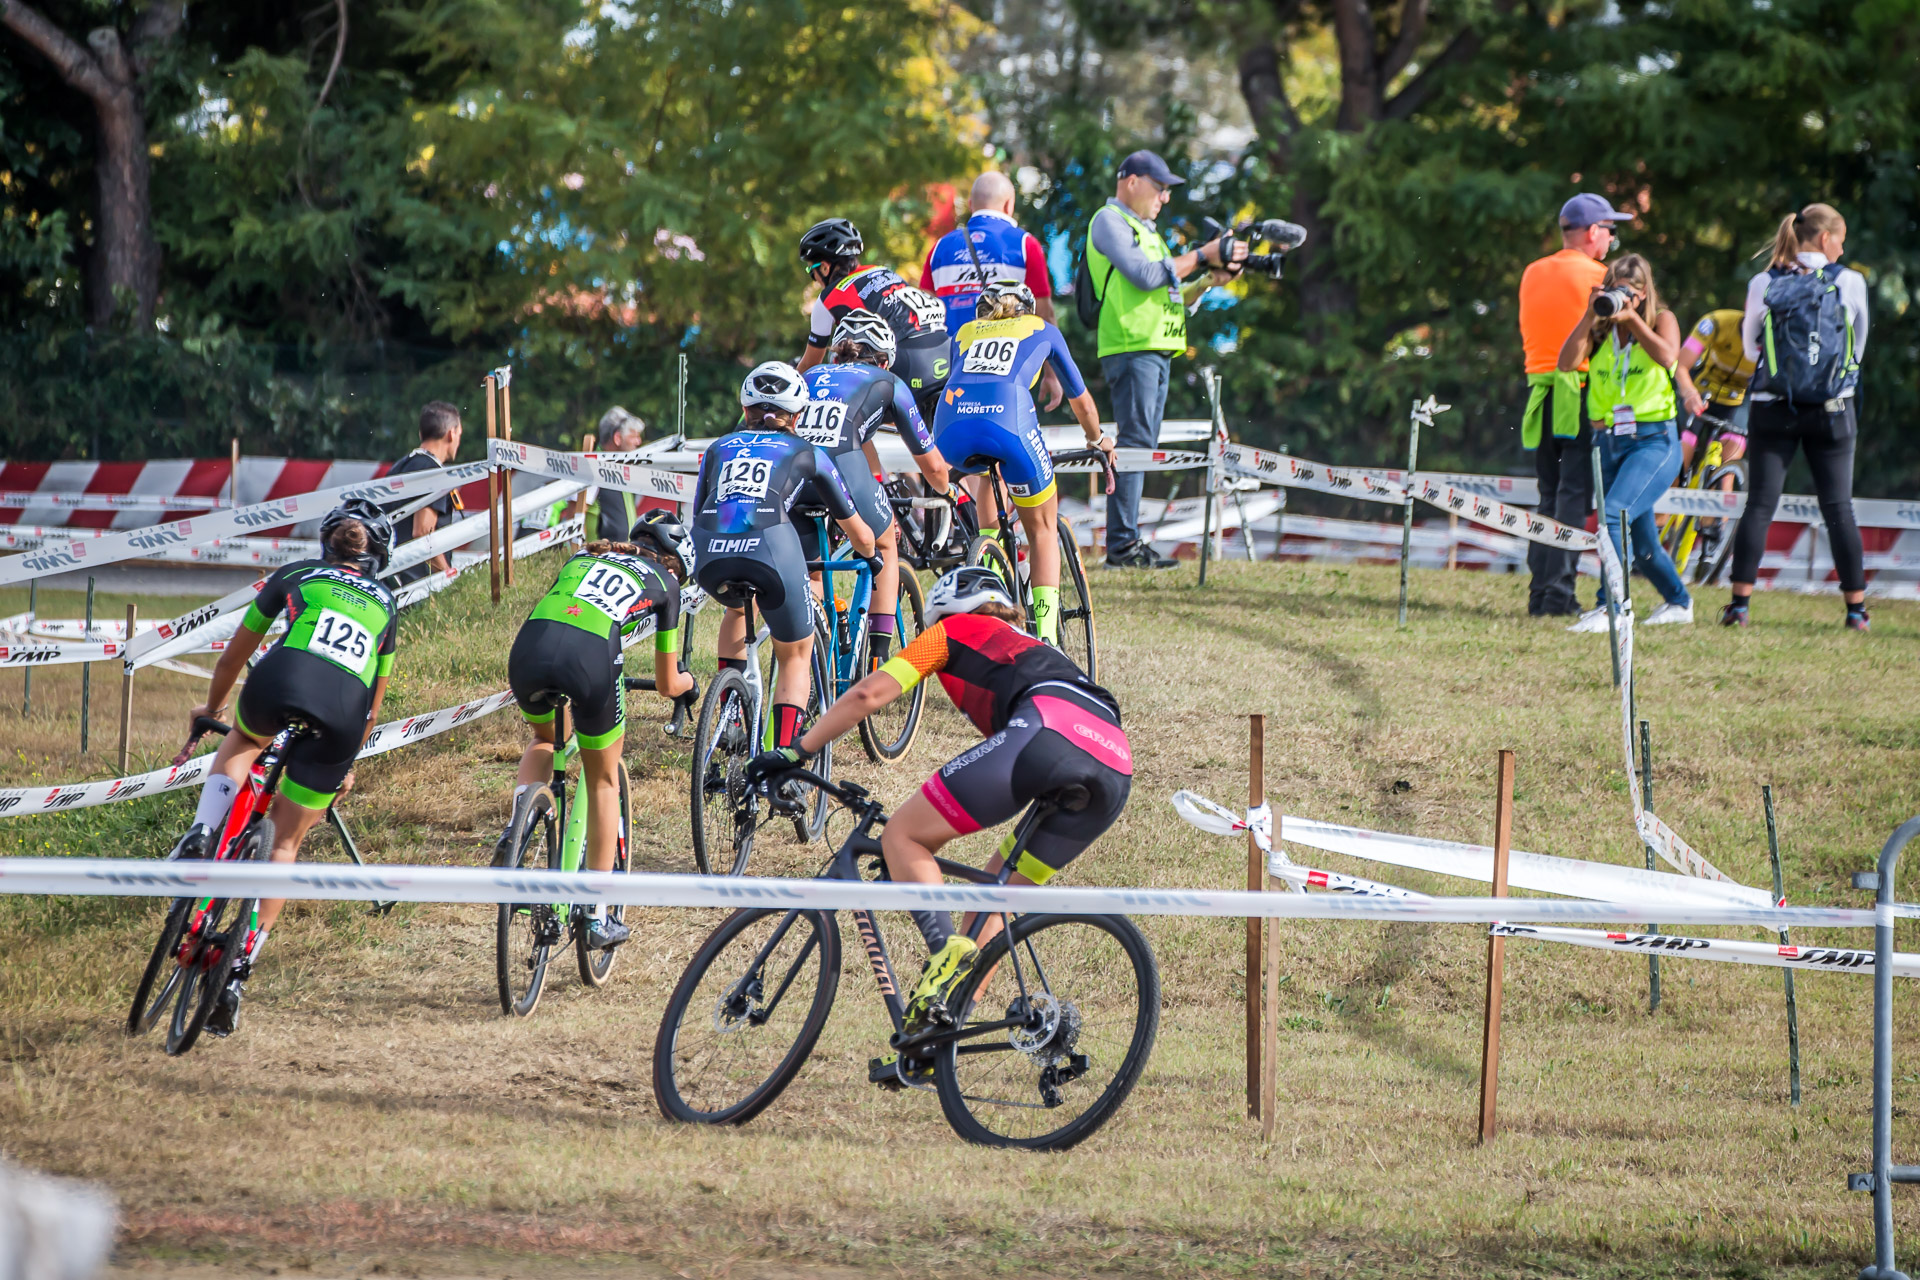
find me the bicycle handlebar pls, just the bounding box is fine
[174,715,232,766]
[1052,446,1118,496]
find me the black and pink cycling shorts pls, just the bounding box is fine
[920,681,1132,883]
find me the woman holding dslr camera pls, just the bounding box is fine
[1557,254,1693,629]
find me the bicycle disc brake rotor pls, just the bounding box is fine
[710,973,767,1034]
[1006,991,1082,1058]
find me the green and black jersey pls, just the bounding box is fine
[242,560,399,687]
[527,551,682,654]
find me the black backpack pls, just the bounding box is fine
[1072,210,1129,330]
[1751,264,1858,406]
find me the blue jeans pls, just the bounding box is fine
[1595,417,1689,608]
[1100,350,1171,553]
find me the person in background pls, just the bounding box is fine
[384,401,464,586]
[1084,150,1244,571]
[1516,193,1634,617]
[581,407,647,543]
[1724,202,1872,630]
[1557,253,1692,629]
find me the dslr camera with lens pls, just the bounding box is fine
[1200,217,1308,281]
[1591,286,1635,318]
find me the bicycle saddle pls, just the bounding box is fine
[1046,784,1092,814]
[709,579,760,609]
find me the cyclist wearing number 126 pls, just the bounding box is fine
[934,282,1112,647]
[176,500,400,1036]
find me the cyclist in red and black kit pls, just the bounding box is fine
[747,565,1132,1034]
[794,218,951,420]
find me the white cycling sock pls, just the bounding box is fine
[193,773,238,831]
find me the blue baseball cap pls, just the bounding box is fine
[1559,193,1638,229]
[1117,150,1185,187]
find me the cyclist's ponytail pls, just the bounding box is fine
[974,600,1026,626]
[324,518,370,564]
[1760,203,1845,268]
[585,540,640,557]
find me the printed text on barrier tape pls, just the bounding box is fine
[1492,924,1919,978]
[1221,443,1407,505]
[0,857,1876,926]
[0,491,232,511]
[488,438,695,501]
[0,461,493,588]
[1410,476,1599,550]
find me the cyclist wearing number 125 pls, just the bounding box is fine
[502,517,695,949]
[176,500,400,1037]
[934,282,1113,647]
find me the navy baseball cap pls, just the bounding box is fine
[1117,150,1185,187]
[1559,193,1638,229]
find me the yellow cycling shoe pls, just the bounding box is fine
[903,936,979,1036]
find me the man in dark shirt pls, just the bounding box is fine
[385,401,465,586]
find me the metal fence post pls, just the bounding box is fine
[1397,405,1421,628]
[1854,815,1920,1280]
[1764,785,1801,1106]
[1640,719,1660,1012]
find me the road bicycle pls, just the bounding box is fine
[807,512,928,763]
[952,447,1111,681]
[1659,409,1749,585]
[651,768,1160,1150]
[687,584,835,876]
[129,715,364,1055]
[493,694,638,1017]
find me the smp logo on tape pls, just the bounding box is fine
[127,523,192,552]
[1777,945,1873,969]
[233,502,298,529]
[0,647,62,665]
[1605,932,1711,953]
[20,548,86,573]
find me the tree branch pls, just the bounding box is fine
[0,0,113,101]
[1382,0,1514,120]
[1331,0,1381,130]
[314,0,347,110]
[129,0,185,75]
[1379,0,1430,86]
[1237,40,1300,142]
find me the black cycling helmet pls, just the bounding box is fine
[627,508,692,579]
[799,218,863,267]
[319,498,395,574]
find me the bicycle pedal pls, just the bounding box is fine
[868,1054,907,1091]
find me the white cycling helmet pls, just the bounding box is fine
[924,565,1019,626]
[977,280,1037,320]
[830,309,896,368]
[739,361,809,415]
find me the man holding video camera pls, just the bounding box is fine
[1083,150,1248,570]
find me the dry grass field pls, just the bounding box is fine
[3,557,1919,1279]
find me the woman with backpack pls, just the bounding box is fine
[1725,203,1871,629]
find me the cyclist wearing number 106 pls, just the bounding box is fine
[747,565,1132,1036]
[502,515,696,949]
[175,499,400,1037]
[934,281,1113,646]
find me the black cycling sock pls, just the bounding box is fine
[718,656,748,673]
[772,703,805,749]
[867,632,892,665]
[912,909,953,955]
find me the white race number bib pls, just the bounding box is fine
[962,336,1019,378]
[795,401,847,448]
[574,564,642,620]
[718,456,773,502]
[308,609,374,674]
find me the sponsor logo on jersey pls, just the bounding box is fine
[953,402,996,415]
[706,537,762,555]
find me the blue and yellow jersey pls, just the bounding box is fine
[947,315,1088,403]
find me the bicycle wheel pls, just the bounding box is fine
[575,762,633,988]
[166,818,271,1057]
[968,534,1017,596]
[495,786,559,1017]
[934,913,1159,1151]
[691,667,759,876]
[127,897,192,1036]
[796,611,835,843]
[858,568,927,762]
[1694,460,1747,585]
[1054,519,1098,680]
[653,907,841,1125]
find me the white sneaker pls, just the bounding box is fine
[1644,601,1694,626]
[1566,604,1630,633]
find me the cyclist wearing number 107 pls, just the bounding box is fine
[174,499,400,1037]
[934,281,1113,647]
[501,514,696,949]
[747,565,1132,1036]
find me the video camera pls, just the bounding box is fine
[1200,217,1308,281]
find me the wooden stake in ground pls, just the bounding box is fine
[499,372,515,588]
[229,437,241,507]
[485,373,501,604]
[1447,513,1459,570]
[1246,713,1265,1120]
[1262,810,1281,1140]
[79,575,95,753]
[117,603,137,772]
[1478,748,1516,1143]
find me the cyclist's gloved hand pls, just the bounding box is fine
[861,554,886,578]
[673,675,699,712]
[745,745,813,785]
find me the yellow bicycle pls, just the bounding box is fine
[1659,410,1747,584]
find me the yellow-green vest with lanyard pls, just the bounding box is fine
[1086,205,1186,359]
[1586,327,1676,433]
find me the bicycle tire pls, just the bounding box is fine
[1054,519,1098,680]
[1694,461,1747,585]
[934,913,1159,1151]
[575,762,633,988]
[166,818,271,1057]
[690,667,759,876]
[968,534,1018,598]
[796,610,835,843]
[653,907,841,1126]
[495,787,558,1017]
[857,568,927,762]
[127,897,192,1036]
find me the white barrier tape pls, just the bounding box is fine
[1275,815,1770,908]
[0,525,320,555]
[0,462,491,587]
[126,580,267,670]
[488,439,695,502]
[0,491,231,511]
[0,640,127,667]
[1410,476,1599,550]
[384,477,582,576]
[0,689,517,818]
[0,857,1871,927]
[1222,443,1407,505]
[1272,863,1431,900]
[1492,924,1917,977]
[390,517,585,610]
[1637,810,1741,884]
